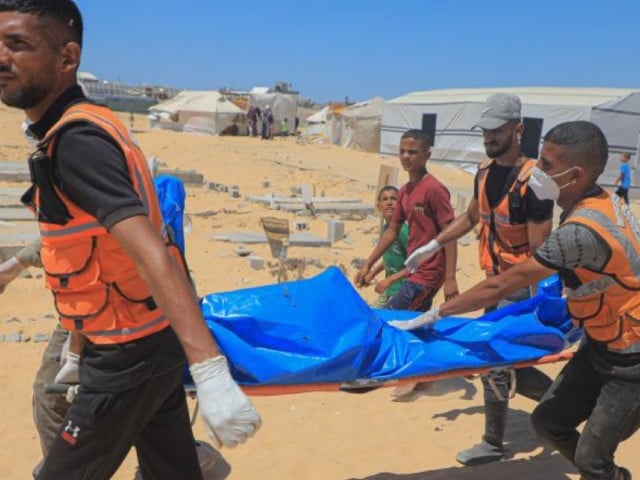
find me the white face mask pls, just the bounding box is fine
[529,166,577,201]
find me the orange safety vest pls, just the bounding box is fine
[477,157,535,274]
[563,191,640,353]
[24,102,185,345]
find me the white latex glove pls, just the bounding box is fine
[66,385,80,403]
[54,352,80,384]
[388,307,441,331]
[404,239,441,274]
[60,335,70,366]
[190,355,261,449]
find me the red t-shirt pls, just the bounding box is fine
[391,173,455,288]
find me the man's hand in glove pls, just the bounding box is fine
[190,355,262,449]
[54,351,80,384]
[404,239,441,274]
[388,307,441,331]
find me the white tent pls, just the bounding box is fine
[149,90,244,135]
[339,97,384,152]
[306,106,329,124]
[381,87,640,184]
[248,92,298,135]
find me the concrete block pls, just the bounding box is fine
[327,220,345,243]
[157,168,204,185]
[0,162,30,182]
[209,182,229,193]
[294,220,309,231]
[248,256,265,270]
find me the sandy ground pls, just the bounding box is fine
[0,108,637,479]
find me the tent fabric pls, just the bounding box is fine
[381,87,640,185]
[149,90,244,135]
[199,267,575,387]
[340,97,384,152]
[249,92,298,135]
[300,100,384,152]
[306,106,329,124]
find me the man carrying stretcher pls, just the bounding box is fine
[406,93,555,466]
[394,120,638,480]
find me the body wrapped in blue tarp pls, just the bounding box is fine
[199,267,577,387]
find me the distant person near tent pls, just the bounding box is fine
[405,93,555,467]
[279,117,289,136]
[395,121,638,480]
[362,186,409,307]
[247,106,259,137]
[261,106,274,139]
[615,152,631,205]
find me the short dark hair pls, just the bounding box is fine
[401,129,431,149]
[377,185,398,201]
[0,0,83,47]
[543,121,608,175]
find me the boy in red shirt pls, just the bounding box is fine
[355,129,458,311]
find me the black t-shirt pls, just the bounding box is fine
[473,162,554,222]
[29,86,147,229]
[29,86,186,389]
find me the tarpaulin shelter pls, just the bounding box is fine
[248,92,298,135]
[339,97,384,152]
[149,90,244,135]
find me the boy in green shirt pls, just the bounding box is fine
[364,186,409,307]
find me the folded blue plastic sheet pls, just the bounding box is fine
[199,267,576,387]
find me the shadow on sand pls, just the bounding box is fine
[345,453,577,480]
[351,380,579,480]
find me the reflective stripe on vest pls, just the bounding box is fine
[85,313,166,341]
[477,158,534,273]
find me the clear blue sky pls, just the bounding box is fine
[75,0,640,103]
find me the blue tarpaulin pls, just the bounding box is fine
[154,175,186,254]
[199,267,577,387]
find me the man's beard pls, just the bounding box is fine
[485,141,510,159]
[1,83,49,110]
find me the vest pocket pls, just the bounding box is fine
[622,302,640,342]
[569,293,622,342]
[43,237,97,290]
[112,276,156,311]
[53,284,112,331]
[43,237,113,331]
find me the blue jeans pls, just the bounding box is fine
[385,280,437,312]
[531,345,640,479]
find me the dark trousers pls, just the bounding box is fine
[481,366,552,403]
[615,187,630,205]
[482,287,551,403]
[385,280,438,312]
[37,362,202,480]
[32,325,70,461]
[531,346,640,479]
